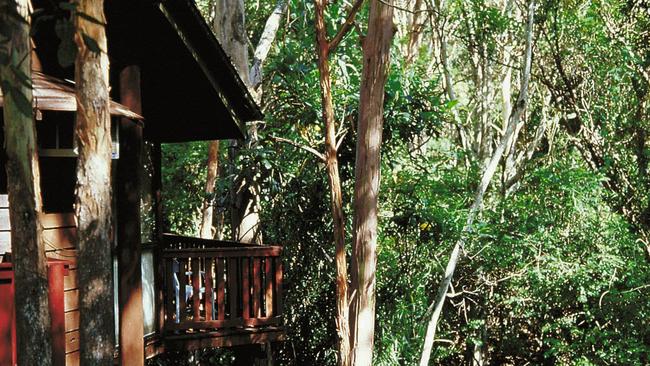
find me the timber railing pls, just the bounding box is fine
[161,234,283,333]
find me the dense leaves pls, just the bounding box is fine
[156,0,649,364]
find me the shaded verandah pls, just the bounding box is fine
[0,0,286,363]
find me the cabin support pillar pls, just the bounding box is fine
[117,65,145,366]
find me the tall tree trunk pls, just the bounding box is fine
[419,2,535,364]
[199,140,219,239]
[431,0,470,156]
[348,1,394,365]
[249,0,288,92]
[213,0,249,85]
[212,0,265,244]
[0,1,53,365]
[314,1,351,365]
[404,0,424,66]
[202,0,255,242]
[73,0,115,363]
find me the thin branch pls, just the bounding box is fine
[249,0,288,90]
[270,135,326,162]
[328,0,365,54]
[377,0,438,15]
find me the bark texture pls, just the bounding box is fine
[0,1,53,364]
[73,0,115,363]
[249,0,287,92]
[314,1,351,364]
[212,0,265,245]
[419,2,535,364]
[199,140,219,239]
[213,0,249,85]
[348,1,394,365]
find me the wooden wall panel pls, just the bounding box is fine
[65,330,80,353]
[41,213,75,229]
[64,289,79,312]
[64,268,77,291]
[0,208,93,366]
[65,351,79,366]
[43,227,77,251]
[64,311,79,333]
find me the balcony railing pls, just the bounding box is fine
[161,234,283,334]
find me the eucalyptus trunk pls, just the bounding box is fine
[73,0,115,363]
[0,1,53,364]
[199,140,219,239]
[348,1,394,365]
[212,0,265,244]
[314,1,351,364]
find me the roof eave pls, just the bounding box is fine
[156,0,263,139]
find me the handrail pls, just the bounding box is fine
[162,246,282,258]
[162,233,267,249]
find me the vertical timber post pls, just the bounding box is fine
[152,140,165,334]
[117,65,145,365]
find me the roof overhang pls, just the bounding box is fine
[104,0,262,143]
[30,0,262,143]
[0,71,143,121]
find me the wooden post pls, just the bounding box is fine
[152,141,165,333]
[1,1,53,364]
[117,65,145,366]
[47,261,68,366]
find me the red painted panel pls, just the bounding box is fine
[0,259,69,366]
[0,263,16,366]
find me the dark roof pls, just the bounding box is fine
[32,0,261,143]
[0,71,143,120]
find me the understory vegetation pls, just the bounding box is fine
[157,0,649,364]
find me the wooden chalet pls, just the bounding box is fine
[0,0,284,364]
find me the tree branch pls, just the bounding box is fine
[270,135,326,162]
[249,0,288,90]
[328,0,365,54]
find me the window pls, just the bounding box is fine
[36,112,77,212]
[0,117,6,195]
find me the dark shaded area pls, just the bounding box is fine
[39,157,75,213]
[0,118,6,195]
[31,0,259,144]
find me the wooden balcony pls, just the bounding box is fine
[160,234,285,350]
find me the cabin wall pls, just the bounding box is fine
[0,196,80,365]
[42,212,80,365]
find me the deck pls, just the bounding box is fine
[0,205,285,364]
[156,234,285,353]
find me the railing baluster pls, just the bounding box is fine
[228,258,238,319]
[178,258,188,322]
[242,258,250,320]
[216,258,225,320]
[204,257,213,321]
[192,257,200,320]
[274,257,283,317]
[264,257,273,318]
[253,258,261,318]
[161,235,283,333]
[166,259,176,324]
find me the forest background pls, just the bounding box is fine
[155,0,649,365]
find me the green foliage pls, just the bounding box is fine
[155,0,650,364]
[162,142,212,236]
